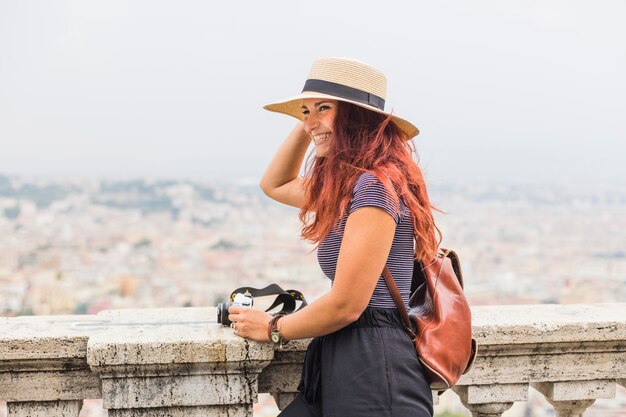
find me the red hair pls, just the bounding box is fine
[299,101,442,262]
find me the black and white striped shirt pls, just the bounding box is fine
[317,172,414,309]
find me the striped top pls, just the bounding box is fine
[317,172,415,309]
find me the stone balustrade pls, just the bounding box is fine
[1,303,625,417]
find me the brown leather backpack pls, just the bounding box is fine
[382,248,478,391]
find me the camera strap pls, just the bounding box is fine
[229,284,308,316]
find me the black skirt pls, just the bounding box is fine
[279,307,433,417]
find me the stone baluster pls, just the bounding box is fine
[454,383,528,417]
[0,315,101,417]
[532,380,616,417]
[87,307,274,417]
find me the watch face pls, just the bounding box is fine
[271,332,281,344]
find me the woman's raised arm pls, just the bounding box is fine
[259,122,311,208]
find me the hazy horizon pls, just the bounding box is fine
[1,1,625,185]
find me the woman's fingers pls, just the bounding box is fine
[227,305,245,323]
[228,305,243,314]
[227,306,249,335]
[225,308,273,342]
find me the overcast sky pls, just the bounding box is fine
[1,1,624,185]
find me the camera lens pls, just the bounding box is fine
[217,302,232,326]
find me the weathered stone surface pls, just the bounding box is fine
[0,315,97,361]
[101,373,260,409]
[96,307,215,321]
[459,348,626,385]
[544,398,596,417]
[258,338,311,411]
[1,303,626,416]
[471,303,626,345]
[259,362,303,393]
[107,405,251,417]
[0,370,100,402]
[258,346,307,394]
[454,383,528,404]
[87,307,273,416]
[531,380,616,401]
[460,401,514,417]
[6,400,82,417]
[0,315,101,403]
[87,307,274,366]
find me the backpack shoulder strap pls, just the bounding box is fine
[382,266,415,339]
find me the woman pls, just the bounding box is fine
[228,57,439,416]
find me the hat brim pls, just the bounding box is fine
[264,91,419,139]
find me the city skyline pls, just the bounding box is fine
[2,174,624,318]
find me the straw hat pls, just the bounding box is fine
[264,57,419,139]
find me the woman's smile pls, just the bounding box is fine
[312,132,332,146]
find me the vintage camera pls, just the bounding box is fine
[217,292,253,326]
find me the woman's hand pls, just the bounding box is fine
[228,306,273,342]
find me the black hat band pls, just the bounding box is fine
[301,79,385,111]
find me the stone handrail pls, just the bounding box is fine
[1,303,625,417]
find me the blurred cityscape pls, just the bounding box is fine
[0,173,625,416]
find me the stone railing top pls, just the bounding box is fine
[471,302,626,345]
[87,307,273,367]
[0,307,274,367]
[1,302,625,364]
[0,314,98,361]
[2,303,626,417]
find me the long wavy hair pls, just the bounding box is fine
[299,101,442,262]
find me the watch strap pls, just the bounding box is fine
[267,314,288,346]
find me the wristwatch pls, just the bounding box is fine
[268,314,288,348]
